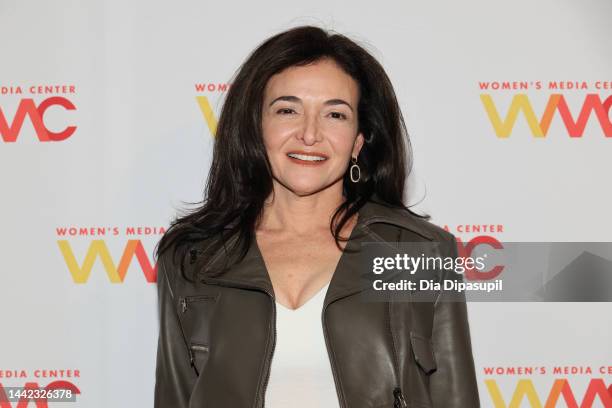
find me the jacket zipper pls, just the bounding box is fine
[393,387,407,408]
[321,221,409,408]
[322,299,347,407]
[260,295,276,408]
[187,347,199,376]
[324,297,408,408]
[190,343,209,352]
[187,344,209,376]
[178,295,214,376]
[179,295,217,313]
[200,277,276,408]
[388,301,408,408]
[319,221,388,408]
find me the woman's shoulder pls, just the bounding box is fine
[361,198,456,244]
[158,230,240,286]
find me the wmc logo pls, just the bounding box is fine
[485,378,611,407]
[480,94,612,138]
[194,82,230,138]
[0,98,77,142]
[196,95,218,136]
[57,240,157,283]
[55,226,164,284]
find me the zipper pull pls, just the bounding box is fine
[188,347,200,376]
[393,387,407,408]
[180,297,187,313]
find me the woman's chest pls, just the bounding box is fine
[256,234,344,308]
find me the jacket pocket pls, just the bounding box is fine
[179,294,218,314]
[188,342,210,376]
[177,293,218,376]
[178,294,218,338]
[410,331,437,375]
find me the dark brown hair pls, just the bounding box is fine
[155,25,423,280]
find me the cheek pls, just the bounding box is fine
[261,127,280,152]
[262,119,293,150]
[328,131,358,155]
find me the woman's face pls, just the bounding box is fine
[261,58,364,197]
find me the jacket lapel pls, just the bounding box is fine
[197,197,435,303]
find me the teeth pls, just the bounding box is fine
[287,153,327,161]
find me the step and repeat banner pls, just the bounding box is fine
[1,0,610,406]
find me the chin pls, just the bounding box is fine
[281,179,331,196]
[287,185,327,197]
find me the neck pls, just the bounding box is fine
[257,182,348,235]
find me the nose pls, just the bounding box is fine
[298,113,322,145]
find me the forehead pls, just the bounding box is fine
[263,59,359,102]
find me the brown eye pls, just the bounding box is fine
[330,112,347,120]
[277,108,296,114]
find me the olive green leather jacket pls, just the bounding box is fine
[154,198,480,407]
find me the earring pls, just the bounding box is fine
[350,157,361,183]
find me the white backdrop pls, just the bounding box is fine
[1,0,611,406]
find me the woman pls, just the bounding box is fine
[154,25,479,407]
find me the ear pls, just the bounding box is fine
[352,132,365,158]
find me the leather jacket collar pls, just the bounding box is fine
[196,196,438,308]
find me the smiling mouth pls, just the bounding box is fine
[286,152,328,162]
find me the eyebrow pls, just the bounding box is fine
[268,95,354,112]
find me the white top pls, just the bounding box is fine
[265,283,339,407]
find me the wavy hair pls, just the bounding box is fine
[155,25,425,280]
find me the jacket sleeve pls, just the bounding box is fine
[154,253,198,408]
[429,234,480,407]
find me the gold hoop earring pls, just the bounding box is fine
[350,157,361,183]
